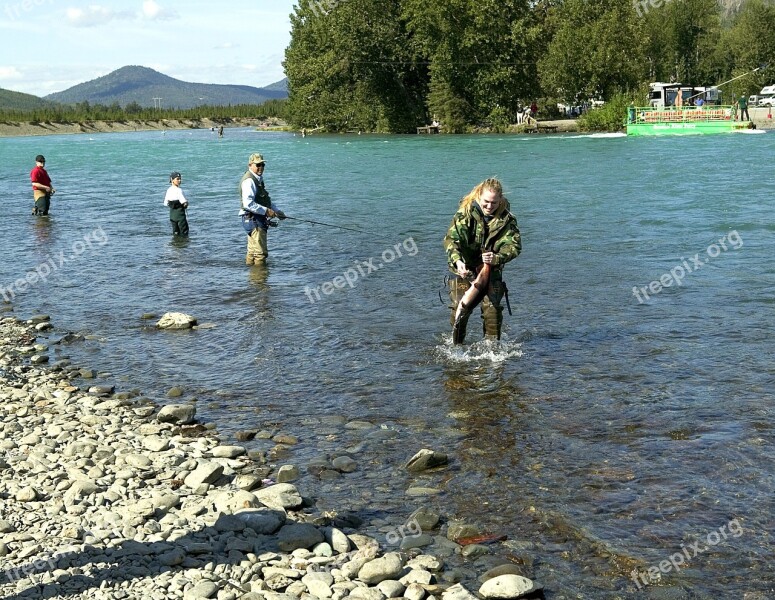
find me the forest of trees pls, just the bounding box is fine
[0,99,287,125]
[283,0,775,132]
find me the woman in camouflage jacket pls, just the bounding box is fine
[443,178,521,343]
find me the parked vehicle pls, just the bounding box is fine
[755,85,775,106]
[648,82,721,108]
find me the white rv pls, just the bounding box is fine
[756,85,775,106]
[648,82,721,108]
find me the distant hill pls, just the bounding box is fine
[0,88,56,111]
[44,66,288,109]
[262,78,288,93]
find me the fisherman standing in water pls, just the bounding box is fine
[30,155,55,216]
[443,178,521,344]
[239,153,286,265]
[164,171,189,236]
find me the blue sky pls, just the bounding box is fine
[0,0,296,97]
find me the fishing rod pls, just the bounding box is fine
[57,191,109,202]
[687,64,768,101]
[280,215,371,235]
[57,192,383,237]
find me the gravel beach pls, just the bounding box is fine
[0,118,284,139]
[0,313,542,600]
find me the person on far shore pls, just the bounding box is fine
[239,153,286,265]
[164,172,189,236]
[443,178,521,344]
[30,154,55,216]
[738,96,749,121]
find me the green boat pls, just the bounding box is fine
[626,105,753,136]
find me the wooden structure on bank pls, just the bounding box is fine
[526,124,558,134]
[416,125,440,134]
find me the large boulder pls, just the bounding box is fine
[156,312,197,330]
[184,462,224,488]
[214,509,285,535]
[479,575,542,599]
[254,483,303,510]
[358,553,406,584]
[157,404,196,425]
[276,523,325,551]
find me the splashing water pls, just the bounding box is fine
[435,335,523,363]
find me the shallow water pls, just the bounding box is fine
[1,128,773,597]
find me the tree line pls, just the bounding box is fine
[283,0,775,132]
[0,99,288,125]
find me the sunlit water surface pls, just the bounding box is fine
[1,128,773,598]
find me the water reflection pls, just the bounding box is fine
[31,216,55,247]
[247,263,269,289]
[247,263,274,325]
[169,235,190,249]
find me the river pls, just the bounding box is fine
[1,127,773,598]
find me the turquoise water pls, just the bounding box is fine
[1,128,773,597]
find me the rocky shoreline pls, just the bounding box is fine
[0,118,286,138]
[0,314,544,600]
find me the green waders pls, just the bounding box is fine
[33,193,50,216]
[448,275,506,343]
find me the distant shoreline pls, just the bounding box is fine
[0,117,287,138]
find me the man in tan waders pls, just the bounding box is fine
[238,153,286,265]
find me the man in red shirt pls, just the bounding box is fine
[30,154,55,216]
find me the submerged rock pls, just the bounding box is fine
[406,449,449,473]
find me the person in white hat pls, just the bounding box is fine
[238,153,286,265]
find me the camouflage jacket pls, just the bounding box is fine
[443,199,521,274]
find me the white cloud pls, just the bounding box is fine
[213,42,238,50]
[66,5,132,27]
[140,0,177,21]
[142,0,160,18]
[64,2,175,27]
[0,66,23,81]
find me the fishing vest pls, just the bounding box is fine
[238,171,270,210]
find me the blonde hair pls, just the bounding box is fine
[459,178,504,213]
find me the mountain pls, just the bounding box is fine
[44,66,288,109]
[0,88,56,111]
[261,78,288,93]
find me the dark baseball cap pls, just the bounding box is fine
[170,171,182,180]
[35,155,45,163]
